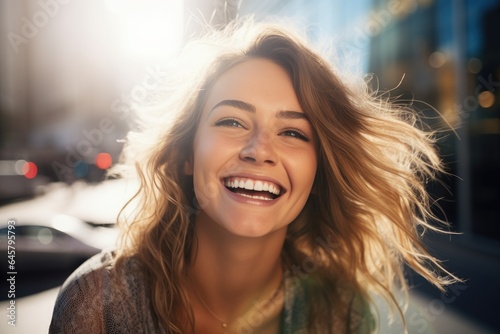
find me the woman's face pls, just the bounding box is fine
[188,58,317,237]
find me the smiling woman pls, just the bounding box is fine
[49,18,459,334]
[187,58,317,239]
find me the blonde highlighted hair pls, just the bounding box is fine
[113,18,459,333]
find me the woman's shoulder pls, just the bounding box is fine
[54,250,136,304]
[60,250,117,284]
[49,250,158,333]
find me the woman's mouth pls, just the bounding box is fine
[223,177,284,201]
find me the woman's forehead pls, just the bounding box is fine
[202,58,302,115]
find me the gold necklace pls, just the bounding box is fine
[191,276,284,329]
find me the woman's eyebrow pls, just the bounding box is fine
[276,110,308,120]
[210,99,256,114]
[209,99,308,120]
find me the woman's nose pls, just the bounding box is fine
[239,129,277,165]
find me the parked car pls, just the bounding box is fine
[0,178,137,273]
[0,213,118,272]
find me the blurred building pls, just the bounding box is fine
[368,0,500,330]
[368,0,500,247]
[0,0,183,201]
[1,1,128,188]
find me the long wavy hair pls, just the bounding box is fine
[113,19,459,333]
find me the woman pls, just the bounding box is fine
[50,19,458,333]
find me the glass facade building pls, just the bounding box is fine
[368,0,500,247]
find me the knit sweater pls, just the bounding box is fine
[49,251,375,333]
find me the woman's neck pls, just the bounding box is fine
[188,211,286,331]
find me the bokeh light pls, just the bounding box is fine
[73,160,89,178]
[95,152,112,170]
[14,159,27,175]
[22,161,38,179]
[478,91,495,108]
[429,51,446,68]
[467,58,483,74]
[38,228,54,245]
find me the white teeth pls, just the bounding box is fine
[238,193,273,201]
[224,177,282,197]
[244,180,253,190]
[271,186,279,195]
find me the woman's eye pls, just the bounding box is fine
[214,118,244,128]
[280,129,310,142]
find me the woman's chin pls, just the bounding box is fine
[221,221,282,239]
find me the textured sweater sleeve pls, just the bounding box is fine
[49,251,161,334]
[49,252,114,333]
